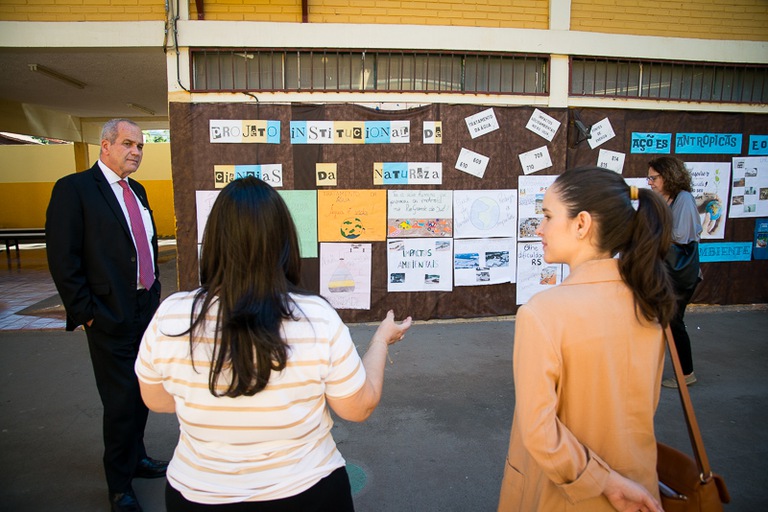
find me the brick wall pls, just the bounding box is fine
[571,0,768,41]
[0,0,167,22]
[188,0,550,28]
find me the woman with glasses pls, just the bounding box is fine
[647,156,703,388]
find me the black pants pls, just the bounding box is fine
[165,466,355,512]
[85,288,158,493]
[670,284,697,376]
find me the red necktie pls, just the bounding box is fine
[118,180,155,290]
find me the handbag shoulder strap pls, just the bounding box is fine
[664,325,713,479]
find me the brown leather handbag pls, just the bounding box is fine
[657,326,731,511]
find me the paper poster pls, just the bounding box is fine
[387,238,453,292]
[518,175,558,241]
[387,190,452,237]
[630,132,672,154]
[754,218,768,260]
[209,120,280,144]
[597,149,625,174]
[748,135,768,156]
[698,242,752,262]
[214,164,283,188]
[525,109,561,142]
[196,190,220,243]
[290,120,409,144]
[454,238,516,286]
[278,190,318,258]
[516,242,565,305]
[453,189,517,239]
[729,157,768,218]
[587,118,616,149]
[320,243,372,309]
[455,148,490,178]
[519,146,553,175]
[675,133,742,154]
[374,162,443,185]
[423,121,443,144]
[317,189,387,242]
[316,163,337,186]
[685,162,731,239]
[465,108,499,139]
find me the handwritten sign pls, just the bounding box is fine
[587,118,616,149]
[597,149,625,173]
[516,241,564,304]
[317,189,387,242]
[675,133,742,154]
[525,109,561,142]
[387,190,452,238]
[748,135,768,156]
[453,189,517,239]
[455,148,490,179]
[465,108,499,139]
[387,238,453,292]
[698,242,752,262]
[631,132,672,154]
[519,146,552,175]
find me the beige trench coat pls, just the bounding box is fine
[498,259,664,511]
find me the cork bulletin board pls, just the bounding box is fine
[169,102,767,322]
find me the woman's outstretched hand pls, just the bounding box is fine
[373,310,412,346]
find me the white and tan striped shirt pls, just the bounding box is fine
[135,290,366,504]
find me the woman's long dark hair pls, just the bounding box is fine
[186,177,305,397]
[552,167,677,326]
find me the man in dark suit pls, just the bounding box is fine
[46,119,167,512]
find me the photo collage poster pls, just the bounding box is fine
[729,157,768,218]
[387,238,454,292]
[517,175,558,241]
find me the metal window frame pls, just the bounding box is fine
[189,49,549,96]
[570,56,768,104]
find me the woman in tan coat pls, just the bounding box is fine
[498,168,676,511]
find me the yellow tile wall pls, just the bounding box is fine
[571,0,768,41]
[0,0,167,22]
[0,144,175,236]
[189,0,550,28]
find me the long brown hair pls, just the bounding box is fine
[187,177,305,397]
[552,167,677,326]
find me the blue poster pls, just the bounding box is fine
[754,218,768,260]
[748,135,768,156]
[630,132,672,154]
[699,242,752,262]
[675,133,742,154]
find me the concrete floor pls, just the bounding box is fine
[1,244,766,511]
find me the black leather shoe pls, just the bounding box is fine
[110,490,143,512]
[133,456,169,479]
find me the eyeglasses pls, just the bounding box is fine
[646,175,661,183]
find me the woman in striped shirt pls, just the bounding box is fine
[136,177,411,511]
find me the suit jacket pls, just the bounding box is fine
[46,163,160,334]
[498,259,664,511]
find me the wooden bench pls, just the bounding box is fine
[0,228,46,268]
